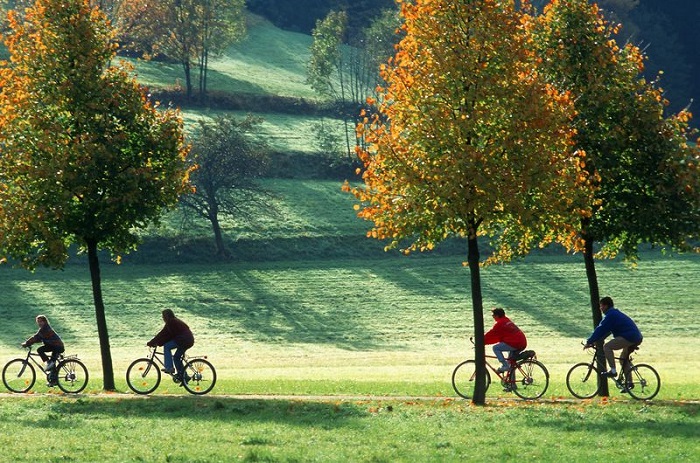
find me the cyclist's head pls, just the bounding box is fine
[491,308,506,319]
[35,315,48,325]
[599,297,614,312]
[162,309,175,320]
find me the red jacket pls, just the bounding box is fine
[484,316,527,350]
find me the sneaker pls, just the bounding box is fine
[46,381,57,387]
[625,382,634,391]
[601,370,617,377]
[161,368,175,374]
[496,365,510,373]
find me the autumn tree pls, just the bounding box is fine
[529,0,700,394]
[180,115,274,258]
[0,0,191,390]
[345,0,591,405]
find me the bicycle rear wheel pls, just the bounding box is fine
[512,359,549,400]
[566,362,600,399]
[182,358,217,395]
[451,360,491,400]
[56,359,89,393]
[126,359,161,394]
[626,363,660,400]
[2,359,36,393]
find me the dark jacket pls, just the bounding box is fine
[25,324,64,348]
[148,317,194,349]
[586,308,643,345]
[484,316,527,350]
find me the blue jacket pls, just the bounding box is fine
[586,308,643,345]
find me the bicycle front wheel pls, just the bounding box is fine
[512,359,549,400]
[56,359,89,393]
[451,360,491,400]
[2,359,36,393]
[627,363,660,400]
[126,359,161,394]
[566,362,600,399]
[182,358,217,395]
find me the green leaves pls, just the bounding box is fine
[0,0,192,269]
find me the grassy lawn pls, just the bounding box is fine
[0,251,697,400]
[0,395,697,462]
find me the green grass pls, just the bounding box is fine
[1,251,698,400]
[124,15,318,100]
[0,396,697,462]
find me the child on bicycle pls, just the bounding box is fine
[21,314,65,386]
[147,309,194,383]
[484,308,527,373]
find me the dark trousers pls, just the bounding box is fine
[38,345,65,363]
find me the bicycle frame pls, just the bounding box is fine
[18,347,58,377]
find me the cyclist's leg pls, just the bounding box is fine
[493,342,515,371]
[37,345,50,363]
[620,342,639,384]
[163,340,177,372]
[173,344,187,376]
[603,337,633,374]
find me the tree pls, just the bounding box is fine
[0,0,191,390]
[115,0,245,99]
[529,0,700,395]
[180,115,274,258]
[307,9,401,160]
[345,0,591,405]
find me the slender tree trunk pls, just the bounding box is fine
[183,60,193,100]
[87,238,115,390]
[210,213,229,258]
[583,236,609,396]
[467,225,486,405]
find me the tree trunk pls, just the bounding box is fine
[210,214,229,258]
[467,228,487,405]
[87,238,115,390]
[583,236,609,396]
[183,59,193,100]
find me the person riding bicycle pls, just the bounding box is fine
[484,308,527,373]
[584,296,643,387]
[147,309,194,383]
[21,314,65,387]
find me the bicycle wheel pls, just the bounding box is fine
[451,360,491,400]
[566,362,600,399]
[511,359,549,400]
[56,359,89,393]
[2,359,36,393]
[126,359,161,394]
[182,358,217,395]
[627,363,661,400]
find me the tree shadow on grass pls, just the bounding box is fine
[24,396,367,429]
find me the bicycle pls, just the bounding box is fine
[2,346,89,394]
[126,347,216,395]
[566,343,660,400]
[452,338,550,400]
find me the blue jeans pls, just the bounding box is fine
[493,342,517,369]
[163,340,188,375]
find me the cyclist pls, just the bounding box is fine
[147,309,194,383]
[21,314,65,386]
[584,296,643,387]
[484,308,527,373]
